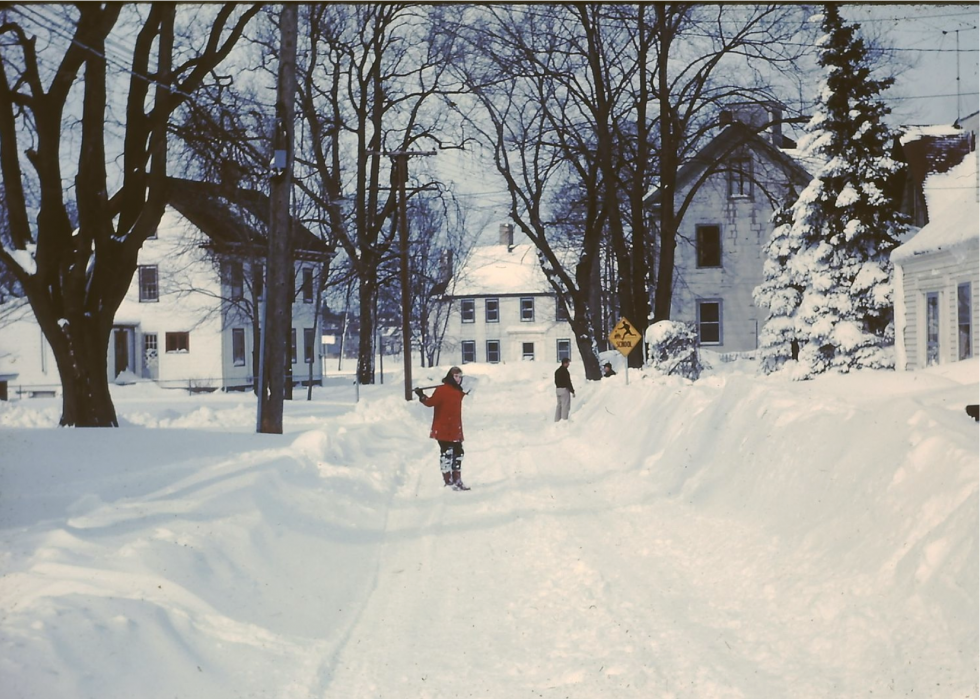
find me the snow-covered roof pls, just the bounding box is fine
[892,151,979,261]
[452,243,551,296]
[899,124,964,146]
[779,146,824,177]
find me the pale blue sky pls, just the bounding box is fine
[844,3,980,125]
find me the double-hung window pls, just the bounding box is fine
[301,268,314,303]
[461,299,475,323]
[138,265,159,302]
[486,340,501,363]
[696,225,722,268]
[252,264,264,299]
[926,291,941,366]
[485,298,499,323]
[520,297,535,322]
[304,328,316,364]
[228,260,244,301]
[461,340,476,363]
[556,297,569,322]
[697,301,722,345]
[232,328,246,366]
[958,282,973,360]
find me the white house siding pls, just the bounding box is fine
[0,300,60,396]
[114,206,324,390]
[442,294,577,366]
[115,208,228,388]
[671,169,782,353]
[895,241,979,370]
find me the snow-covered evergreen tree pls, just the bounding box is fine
[757,4,906,378]
[754,197,803,374]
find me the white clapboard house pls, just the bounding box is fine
[892,120,978,370]
[0,178,333,397]
[438,224,578,366]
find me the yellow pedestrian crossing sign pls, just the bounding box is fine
[609,317,641,357]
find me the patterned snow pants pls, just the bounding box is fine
[437,440,464,474]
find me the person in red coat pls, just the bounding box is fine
[415,366,470,491]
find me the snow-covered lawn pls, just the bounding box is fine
[1,358,977,698]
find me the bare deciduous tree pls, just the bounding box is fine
[0,4,260,426]
[291,3,466,384]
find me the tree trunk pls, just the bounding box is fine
[356,271,378,385]
[44,307,118,427]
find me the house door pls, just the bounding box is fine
[113,328,132,377]
[925,291,940,366]
[143,333,159,380]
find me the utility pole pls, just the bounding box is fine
[257,3,297,434]
[389,150,435,401]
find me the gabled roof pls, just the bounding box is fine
[897,126,974,195]
[451,243,552,296]
[165,178,332,260]
[893,150,978,262]
[646,122,813,205]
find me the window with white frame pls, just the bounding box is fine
[958,282,973,360]
[926,291,940,366]
[555,297,569,322]
[228,260,244,301]
[461,299,475,323]
[485,298,499,323]
[697,300,722,345]
[138,265,158,302]
[461,340,476,363]
[232,328,246,366]
[520,297,535,322]
[486,340,500,363]
[557,338,571,361]
[304,328,316,364]
[302,268,314,303]
[252,263,264,299]
[522,342,535,360]
[165,332,190,353]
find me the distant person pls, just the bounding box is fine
[602,362,617,378]
[415,367,470,491]
[554,357,575,421]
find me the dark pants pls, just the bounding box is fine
[437,440,464,474]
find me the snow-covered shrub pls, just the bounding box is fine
[645,320,703,381]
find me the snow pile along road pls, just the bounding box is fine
[0,359,977,698]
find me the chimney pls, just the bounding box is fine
[440,249,454,282]
[719,110,732,128]
[769,106,783,147]
[499,223,514,251]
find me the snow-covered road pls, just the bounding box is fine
[1,360,976,698]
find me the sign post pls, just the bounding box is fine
[608,317,642,384]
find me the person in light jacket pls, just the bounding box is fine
[554,357,575,421]
[415,366,470,491]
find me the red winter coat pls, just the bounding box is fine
[420,383,465,442]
